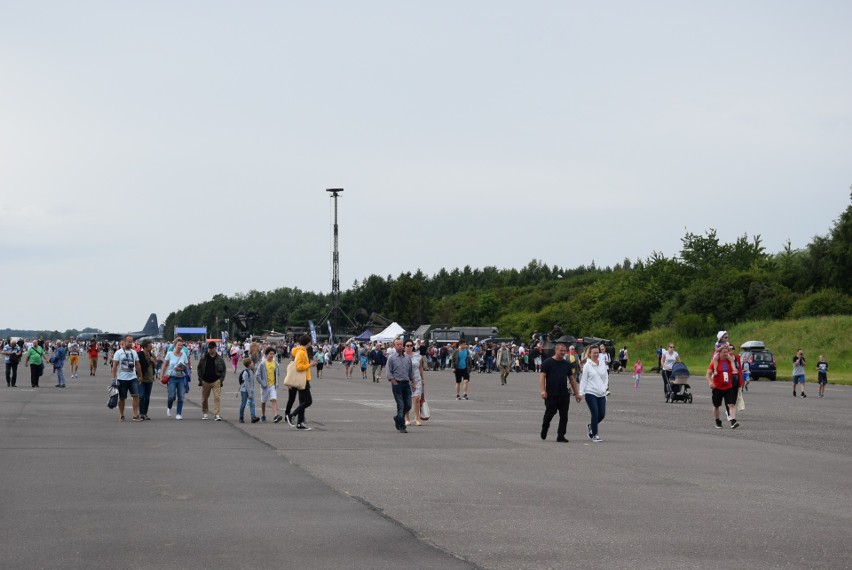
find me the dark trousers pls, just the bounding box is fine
[542,395,570,437]
[290,383,313,423]
[286,386,300,414]
[30,364,41,387]
[392,381,412,428]
[661,369,671,397]
[5,363,17,386]
[138,381,153,415]
[585,394,606,436]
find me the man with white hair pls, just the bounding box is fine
[496,342,512,385]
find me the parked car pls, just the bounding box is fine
[740,340,777,381]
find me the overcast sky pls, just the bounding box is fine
[1,1,850,333]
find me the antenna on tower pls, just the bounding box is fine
[320,188,356,341]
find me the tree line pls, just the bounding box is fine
[165,192,852,341]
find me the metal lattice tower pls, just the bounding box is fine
[321,188,356,338]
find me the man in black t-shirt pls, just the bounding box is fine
[539,343,582,442]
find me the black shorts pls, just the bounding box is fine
[117,379,139,400]
[711,387,737,408]
[454,368,470,383]
[316,363,324,371]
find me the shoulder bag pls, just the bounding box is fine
[420,395,430,421]
[283,360,307,390]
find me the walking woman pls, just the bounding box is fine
[25,340,47,388]
[286,335,316,431]
[579,344,609,443]
[161,339,189,420]
[138,339,156,420]
[660,343,681,400]
[404,340,426,426]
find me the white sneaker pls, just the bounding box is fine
[214,415,222,421]
[176,414,182,420]
[167,408,171,417]
[202,414,209,420]
[592,435,603,443]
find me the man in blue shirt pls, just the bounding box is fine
[387,338,414,433]
[451,340,472,400]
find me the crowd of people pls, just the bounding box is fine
[2,329,832,440]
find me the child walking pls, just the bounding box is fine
[359,353,369,379]
[633,358,643,388]
[238,358,260,423]
[817,355,829,398]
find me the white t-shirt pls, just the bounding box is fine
[163,351,189,377]
[113,348,139,380]
[662,350,680,371]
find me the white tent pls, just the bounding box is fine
[370,322,406,342]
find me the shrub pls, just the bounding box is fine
[673,313,716,338]
[787,289,852,319]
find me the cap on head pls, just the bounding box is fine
[208,341,217,350]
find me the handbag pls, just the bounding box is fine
[283,360,307,390]
[107,383,119,409]
[420,397,430,421]
[736,389,745,412]
[160,375,169,385]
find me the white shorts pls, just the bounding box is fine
[261,386,277,403]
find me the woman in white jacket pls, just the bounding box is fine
[579,345,609,442]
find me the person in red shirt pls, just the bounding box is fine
[706,345,740,429]
[87,342,99,376]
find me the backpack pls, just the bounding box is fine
[239,369,248,385]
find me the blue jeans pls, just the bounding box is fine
[585,394,606,436]
[167,376,185,415]
[55,366,66,386]
[391,381,412,428]
[138,381,153,416]
[239,391,256,420]
[485,355,493,372]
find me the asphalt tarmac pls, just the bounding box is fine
[1,358,850,569]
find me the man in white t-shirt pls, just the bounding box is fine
[67,339,81,378]
[112,335,142,422]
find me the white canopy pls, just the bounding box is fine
[370,322,405,342]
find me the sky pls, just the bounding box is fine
[1,1,850,333]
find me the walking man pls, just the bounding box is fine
[539,343,582,442]
[792,349,807,398]
[451,340,472,400]
[197,341,227,421]
[369,343,386,383]
[87,341,99,375]
[496,342,512,385]
[112,335,142,422]
[706,344,740,429]
[387,338,413,433]
[67,338,80,378]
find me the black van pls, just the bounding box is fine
[740,341,777,381]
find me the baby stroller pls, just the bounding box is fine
[665,362,693,403]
